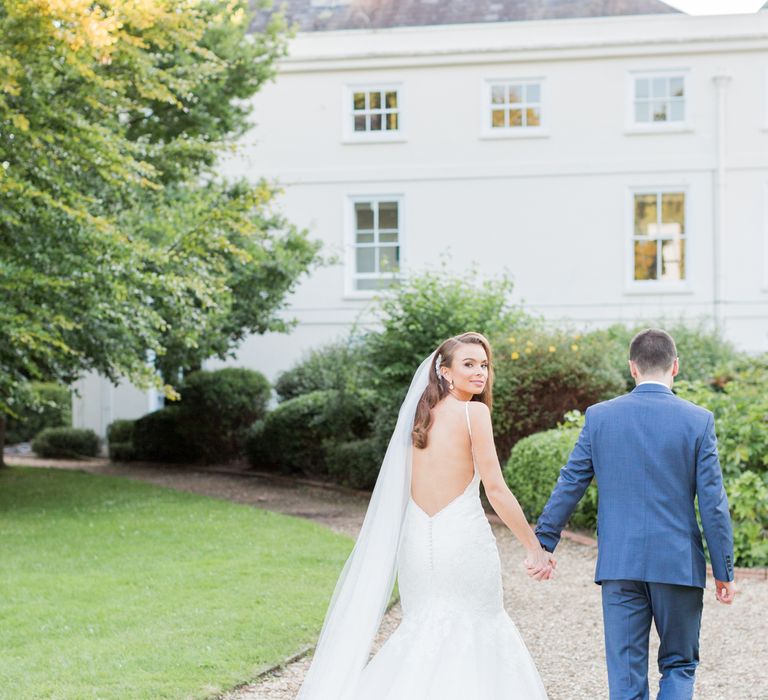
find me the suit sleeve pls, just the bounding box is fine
[535,408,595,553]
[696,412,735,582]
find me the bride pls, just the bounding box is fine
[297,332,553,699]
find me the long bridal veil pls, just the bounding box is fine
[296,351,435,700]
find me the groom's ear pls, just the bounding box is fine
[628,359,638,379]
[671,357,680,377]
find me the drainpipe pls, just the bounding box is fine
[712,72,730,333]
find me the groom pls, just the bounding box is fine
[534,328,735,700]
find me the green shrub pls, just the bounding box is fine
[31,427,100,458]
[246,388,376,477]
[326,437,384,490]
[133,407,200,463]
[106,420,136,462]
[176,368,271,463]
[246,391,333,476]
[5,383,72,444]
[275,338,370,402]
[492,328,625,461]
[580,321,741,391]
[725,470,768,567]
[503,413,598,530]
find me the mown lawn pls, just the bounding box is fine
[0,467,352,700]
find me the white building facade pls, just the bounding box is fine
[75,9,768,435]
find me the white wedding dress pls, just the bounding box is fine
[348,402,549,699]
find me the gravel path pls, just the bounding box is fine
[8,456,766,700]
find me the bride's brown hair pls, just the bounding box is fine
[412,332,494,449]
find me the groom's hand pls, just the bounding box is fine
[714,579,736,605]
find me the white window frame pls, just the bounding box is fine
[625,69,692,135]
[480,77,548,139]
[344,194,405,298]
[342,83,405,144]
[625,186,692,295]
[763,66,768,131]
[763,182,768,292]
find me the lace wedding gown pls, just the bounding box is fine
[348,402,549,699]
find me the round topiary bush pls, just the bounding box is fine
[177,368,271,463]
[246,388,377,478]
[503,416,598,531]
[133,407,200,463]
[326,437,384,490]
[246,390,337,477]
[106,419,136,462]
[31,427,100,458]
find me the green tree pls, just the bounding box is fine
[0,1,321,460]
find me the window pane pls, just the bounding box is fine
[635,78,649,99]
[386,112,398,130]
[356,247,375,273]
[379,201,398,229]
[353,92,365,110]
[379,231,398,243]
[669,77,684,98]
[634,194,658,236]
[652,77,667,98]
[526,107,541,127]
[491,85,505,104]
[634,240,658,280]
[356,277,393,291]
[385,91,398,108]
[370,113,382,131]
[356,232,374,243]
[525,83,541,103]
[379,245,399,273]
[509,108,523,127]
[661,193,685,234]
[491,109,505,128]
[669,100,684,122]
[369,91,381,109]
[652,101,668,122]
[661,239,685,281]
[355,202,374,230]
[354,115,367,131]
[635,101,650,122]
[508,85,523,104]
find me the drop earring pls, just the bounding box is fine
[449,378,454,390]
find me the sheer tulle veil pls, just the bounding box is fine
[296,351,436,700]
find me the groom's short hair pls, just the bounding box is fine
[629,328,677,374]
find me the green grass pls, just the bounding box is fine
[0,467,353,700]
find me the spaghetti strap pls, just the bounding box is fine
[465,401,477,472]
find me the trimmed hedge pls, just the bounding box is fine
[503,413,598,530]
[246,388,377,478]
[176,368,270,463]
[5,383,72,445]
[106,419,136,462]
[133,407,200,463]
[31,427,100,459]
[326,437,384,490]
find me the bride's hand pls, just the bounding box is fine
[524,547,556,581]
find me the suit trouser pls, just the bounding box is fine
[601,579,704,700]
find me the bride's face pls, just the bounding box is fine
[446,343,489,396]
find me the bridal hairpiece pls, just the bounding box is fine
[435,353,442,379]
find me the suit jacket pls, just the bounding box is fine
[535,383,735,588]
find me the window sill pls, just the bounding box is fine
[341,134,407,145]
[623,283,693,296]
[479,128,550,140]
[624,125,693,136]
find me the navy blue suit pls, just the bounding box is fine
[535,383,734,699]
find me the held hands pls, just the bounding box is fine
[524,546,556,581]
[714,579,737,605]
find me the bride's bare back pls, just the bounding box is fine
[410,396,475,517]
